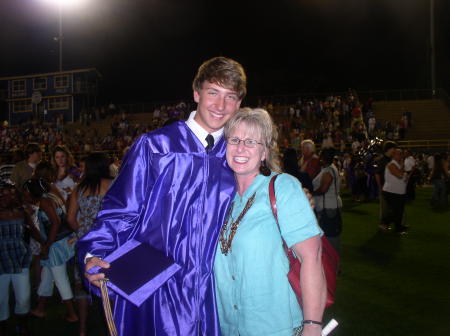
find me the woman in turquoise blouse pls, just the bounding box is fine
[214,108,326,336]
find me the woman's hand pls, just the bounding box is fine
[301,323,322,336]
[67,236,77,246]
[22,203,35,217]
[63,186,73,194]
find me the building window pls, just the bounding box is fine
[49,96,70,110]
[33,77,47,90]
[13,100,32,113]
[54,75,69,88]
[12,80,26,97]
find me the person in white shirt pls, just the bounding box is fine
[426,154,434,172]
[382,148,411,235]
[313,148,343,251]
[404,150,417,200]
[321,132,334,149]
[351,140,361,154]
[404,151,416,172]
[52,146,78,201]
[109,156,121,178]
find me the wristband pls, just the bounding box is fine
[302,320,322,326]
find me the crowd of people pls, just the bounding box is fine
[0,56,449,336]
[1,86,413,163]
[257,91,412,156]
[0,101,189,157]
[0,143,116,335]
[0,116,138,157]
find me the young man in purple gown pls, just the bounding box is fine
[77,57,246,335]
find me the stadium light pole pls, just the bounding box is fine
[57,1,63,71]
[430,0,436,96]
[41,0,83,72]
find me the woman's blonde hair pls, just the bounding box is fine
[224,108,281,173]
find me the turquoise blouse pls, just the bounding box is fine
[214,173,322,336]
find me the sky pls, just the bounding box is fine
[0,0,449,103]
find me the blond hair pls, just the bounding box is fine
[224,108,281,172]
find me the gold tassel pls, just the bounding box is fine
[100,279,118,336]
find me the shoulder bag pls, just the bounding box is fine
[269,174,339,308]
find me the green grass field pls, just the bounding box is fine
[6,187,450,335]
[325,187,450,335]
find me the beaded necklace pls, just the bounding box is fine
[219,192,256,255]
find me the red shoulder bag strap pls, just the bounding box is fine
[268,174,279,221]
[269,174,289,252]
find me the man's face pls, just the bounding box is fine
[29,151,42,164]
[193,81,242,133]
[393,149,403,162]
[386,148,396,158]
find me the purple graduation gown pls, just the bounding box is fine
[77,121,235,335]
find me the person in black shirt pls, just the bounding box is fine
[283,148,314,193]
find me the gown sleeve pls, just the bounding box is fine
[77,134,155,264]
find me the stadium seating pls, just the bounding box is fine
[373,99,450,140]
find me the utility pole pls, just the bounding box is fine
[430,0,436,96]
[57,2,63,71]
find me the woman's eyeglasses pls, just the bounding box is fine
[227,137,263,148]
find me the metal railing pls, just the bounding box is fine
[396,139,450,151]
[247,88,450,107]
[0,150,121,165]
[2,139,449,166]
[110,88,450,116]
[357,89,436,102]
[295,139,450,153]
